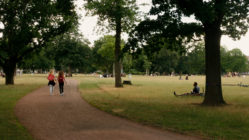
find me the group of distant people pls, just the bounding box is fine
[47,70,66,96]
[47,70,203,97]
[225,72,240,77]
[179,75,189,80]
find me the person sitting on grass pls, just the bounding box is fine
[174,82,202,96]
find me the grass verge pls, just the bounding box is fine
[77,75,249,140]
[0,74,47,140]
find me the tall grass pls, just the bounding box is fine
[0,74,47,140]
[78,75,249,140]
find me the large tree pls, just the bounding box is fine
[179,43,205,75]
[47,33,92,75]
[93,35,125,74]
[18,48,54,72]
[129,0,249,105]
[84,0,138,87]
[0,0,77,84]
[221,48,249,73]
[153,48,179,75]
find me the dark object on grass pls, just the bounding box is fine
[123,80,132,85]
[103,73,108,78]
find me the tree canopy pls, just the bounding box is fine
[92,35,125,74]
[46,32,92,74]
[0,0,77,84]
[84,0,138,87]
[126,0,249,105]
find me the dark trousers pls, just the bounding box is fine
[59,82,64,94]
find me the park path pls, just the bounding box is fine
[15,79,202,140]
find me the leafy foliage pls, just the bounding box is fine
[92,35,125,73]
[127,0,249,105]
[221,48,249,73]
[84,0,139,87]
[0,0,77,62]
[18,49,54,72]
[84,0,139,32]
[0,0,77,84]
[47,33,92,73]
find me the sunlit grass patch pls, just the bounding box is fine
[78,75,249,140]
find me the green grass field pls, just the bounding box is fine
[0,74,47,140]
[78,75,249,140]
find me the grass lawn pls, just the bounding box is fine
[0,74,47,140]
[77,75,249,140]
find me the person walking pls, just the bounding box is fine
[47,70,56,95]
[58,71,66,96]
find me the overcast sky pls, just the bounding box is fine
[77,0,249,55]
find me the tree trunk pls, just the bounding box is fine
[68,67,72,77]
[114,16,123,87]
[202,25,226,105]
[3,59,17,85]
[146,69,149,76]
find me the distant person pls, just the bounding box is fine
[58,71,66,96]
[185,75,189,80]
[47,70,56,95]
[179,75,182,80]
[174,82,201,96]
[0,72,5,77]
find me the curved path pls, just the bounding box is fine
[15,79,202,140]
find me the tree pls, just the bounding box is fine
[122,53,133,74]
[47,34,92,75]
[153,47,179,75]
[130,53,152,75]
[143,56,152,75]
[181,43,205,75]
[220,47,231,73]
[221,48,249,73]
[0,0,77,84]
[18,48,54,72]
[97,35,116,74]
[92,39,109,73]
[84,0,138,87]
[92,35,125,74]
[130,0,249,105]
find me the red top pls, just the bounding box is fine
[47,74,55,81]
[58,75,65,83]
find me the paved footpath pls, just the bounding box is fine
[15,79,202,140]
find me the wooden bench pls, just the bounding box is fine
[123,80,132,85]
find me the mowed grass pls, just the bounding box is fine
[77,75,249,140]
[0,74,47,140]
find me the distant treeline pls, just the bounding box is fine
[17,35,249,75]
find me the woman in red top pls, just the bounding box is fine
[57,71,66,96]
[47,70,56,95]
